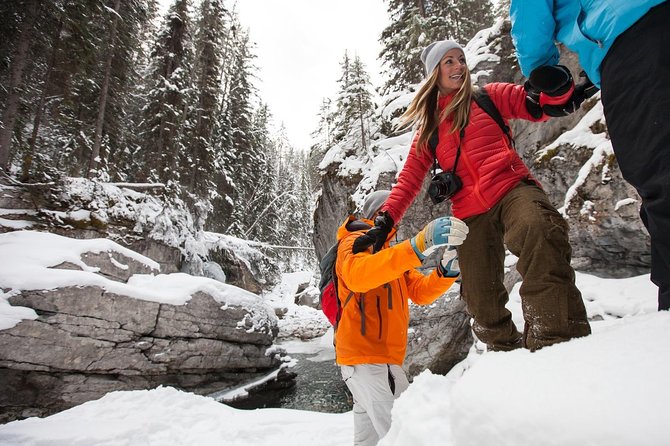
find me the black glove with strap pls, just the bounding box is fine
[352,211,394,254]
[525,64,574,118]
[526,65,599,117]
[542,70,599,117]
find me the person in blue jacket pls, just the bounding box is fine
[510,0,670,311]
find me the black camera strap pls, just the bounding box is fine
[428,128,465,177]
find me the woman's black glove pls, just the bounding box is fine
[529,64,573,97]
[352,211,394,254]
[525,65,599,117]
[525,64,574,118]
[542,71,599,117]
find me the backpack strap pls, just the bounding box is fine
[473,87,515,148]
[331,252,341,328]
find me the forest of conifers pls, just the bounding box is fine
[0,0,497,244]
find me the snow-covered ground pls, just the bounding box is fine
[1,240,667,446]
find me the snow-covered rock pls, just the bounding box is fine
[0,230,287,423]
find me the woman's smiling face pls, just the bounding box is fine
[437,48,467,95]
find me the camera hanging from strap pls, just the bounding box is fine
[425,88,513,205]
[426,127,466,204]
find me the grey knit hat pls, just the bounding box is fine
[421,39,464,75]
[361,190,390,220]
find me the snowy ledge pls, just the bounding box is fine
[0,231,276,331]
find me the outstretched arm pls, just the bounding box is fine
[338,235,422,293]
[352,132,433,254]
[380,132,433,224]
[510,0,560,76]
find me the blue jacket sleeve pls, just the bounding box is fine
[510,0,561,76]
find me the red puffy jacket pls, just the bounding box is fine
[381,83,547,222]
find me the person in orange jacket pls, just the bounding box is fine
[335,190,468,446]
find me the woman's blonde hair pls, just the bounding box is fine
[398,64,473,157]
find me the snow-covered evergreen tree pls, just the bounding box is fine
[272,132,313,249]
[208,15,260,237]
[88,0,151,181]
[0,0,41,174]
[187,0,226,198]
[494,0,510,19]
[237,104,278,243]
[331,52,376,152]
[140,0,195,187]
[0,0,153,181]
[311,98,334,156]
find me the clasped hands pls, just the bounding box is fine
[352,214,469,278]
[524,65,599,118]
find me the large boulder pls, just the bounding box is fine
[404,287,474,379]
[0,232,287,423]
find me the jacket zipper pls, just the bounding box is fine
[384,283,392,309]
[359,293,366,336]
[377,297,382,339]
[504,137,517,172]
[459,141,490,210]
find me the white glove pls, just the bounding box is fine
[410,216,469,259]
[439,247,460,277]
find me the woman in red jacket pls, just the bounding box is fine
[355,39,591,351]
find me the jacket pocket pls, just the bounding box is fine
[376,296,382,340]
[578,0,617,46]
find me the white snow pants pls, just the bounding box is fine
[340,363,410,446]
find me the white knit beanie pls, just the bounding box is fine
[361,190,390,220]
[421,39,464,75]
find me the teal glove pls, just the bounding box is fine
[410,216,468,260]
[439,247,460,277]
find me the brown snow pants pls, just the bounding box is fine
[458,181,591,351]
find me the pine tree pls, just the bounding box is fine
[0,0,41,172]
[431,0,494,43]
[205,5,238,233]
[0,0,61,179]
[210,21,257,236]
[112,0,160,182]
[237,104,278,243]
[87,0,122,179]
[140,0,195,187]
[494,0,510,19]
[0,0,152,180]
[378,1,429,97]
[42,0,110,178]
[312,98,334,150]
[187,0,226,198]
[349,56,376,152]
[331,51,352,143]
[272,135,313,248]
[332,52,376,153]
[101,0,157,182]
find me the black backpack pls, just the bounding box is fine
[318,243,341,327]
[318,219,371,328]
